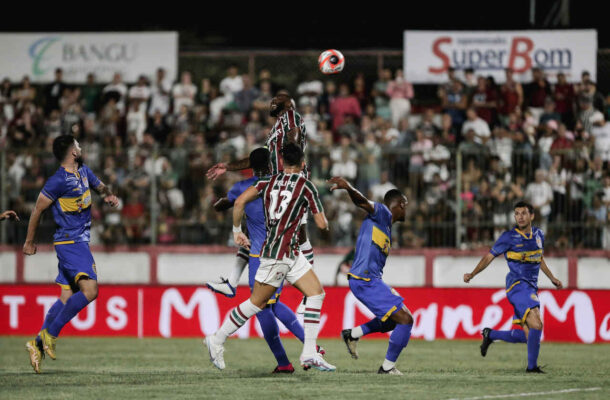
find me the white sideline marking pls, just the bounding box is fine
[447,387,601,400]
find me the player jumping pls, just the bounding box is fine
[204,143,335,371]
[330,176,412,375]
[464,201,563,373]
[23,135,119,374]
[206,90,314,312]
[208,147,323,373]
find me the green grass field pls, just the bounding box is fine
[0,337,608,400]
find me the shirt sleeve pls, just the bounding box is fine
[303,181,324,214]
[253,178,270,196]
[490,232,511,257]
[41,176,64,202]
[83,165,101,188]
[227,182,242,203]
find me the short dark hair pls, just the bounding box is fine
[249,147,270,174]
[514,201,534,214]
[53,135,75,161]
[281,143,303,167]
[384,189,405,205]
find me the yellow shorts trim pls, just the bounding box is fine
[249,253,260,258]
[56,282,71,290]
[512,318,522,325]
[74,272,89,283]
[506,281,521,293]
[347,273,371,282]
[54,240,75,245]
[521,307,532,325]
[381,305,398,322]
[267,299,277,305]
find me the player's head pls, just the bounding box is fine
[249,147,270,177]
[270,89,293,117]
[53,135,82,165]
[384,189,408,222]
[281,143,304,170]
[513,201,534,229]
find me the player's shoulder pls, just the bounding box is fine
[533,226,545,239]
[501,228,520,241]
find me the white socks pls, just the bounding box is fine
[351,326,364,339]
[216,299,261,343]
[228,248,249,287]
[382,358,396,371]
[302,293,325,356]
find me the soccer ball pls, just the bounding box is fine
[318,49,345,74]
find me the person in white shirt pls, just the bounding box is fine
[103,73,128,115]
[590,112,610,162]
[370,171,398,202]
[525,169,553,232]
[462,107,491,144]
[149,68,172,117]
[219,65,244,101]
[128,75,151,117]
[172,71,197,115]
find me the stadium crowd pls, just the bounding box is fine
[1,65,609,249]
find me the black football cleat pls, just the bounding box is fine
[341,329,359,359]
[377,366,403,375]
[526,366,545,373]
[480,327,493,357]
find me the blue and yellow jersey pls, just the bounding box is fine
[227,176,267,257]
[348,202,392,280]
[490,226,545,291]
[41,165,100,245]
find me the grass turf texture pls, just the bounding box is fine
[1,337,608,400]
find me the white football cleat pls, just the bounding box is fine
[300,354,336,372]
[204,335,225,370]
[378,366,403,375]
[296,297,307,314]
[206,278,236,298]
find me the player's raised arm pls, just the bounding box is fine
[206,157,251,181]
[23,193,54,255]
[540,256,563,289]
[327,176,375,214]
[0,210,19,221]
[232,186,259,249]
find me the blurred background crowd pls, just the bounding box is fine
[1,63,609,249]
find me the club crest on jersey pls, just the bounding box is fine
[530,293,539,301]
[535,234,542,249]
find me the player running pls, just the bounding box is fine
[208,147,323,373]
[206,90,314,312]
[330,176,412,375]
[464,201,563,373]
[204,143,335,372]
[23,135,119,374]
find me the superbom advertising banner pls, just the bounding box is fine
[2,285,610,343]
[404,30,597,83]
[0,32,178,83]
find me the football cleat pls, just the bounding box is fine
[378,366,403,375]
[300,354,336,372]
[39,329,57,360]
[480,327,493,357]
[25,340,42,374]
[526,366,545,373]
[316,345,326,356]
[341,329,359,359]
[206,278,236,298]
[272,363,295,374]
[296,297,307,314]
[204,335,225,370]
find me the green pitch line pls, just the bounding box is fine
[1,337,608,400]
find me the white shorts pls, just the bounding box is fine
[255,252,312,288]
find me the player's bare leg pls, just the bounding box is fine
[524,307,544,373]
[292,270,335,372]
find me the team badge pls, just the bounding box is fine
[274,271,285,281]
[535,235,542,249]
[530,293,539,301]
[92,263,97,274]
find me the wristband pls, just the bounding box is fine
[232,225,242,233]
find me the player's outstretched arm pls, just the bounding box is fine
[23,194,53,255]
[206,157,251,181]
[327,176,375,214]
[313,212,329,231]
[464,253,496,283]
[93,182,119,208]
[540,256,563,289]
[232,186,259,249]
[213,197,233,212]
[0,210,19,221]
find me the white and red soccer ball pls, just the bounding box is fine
[318,49,345,74]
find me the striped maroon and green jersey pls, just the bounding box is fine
[266,109,308,177]
[254,172,323,260]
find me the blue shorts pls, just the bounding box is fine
[506,281,540,325]
[349,276,404,321]
[248,254,283,305]
[55,242,97,291]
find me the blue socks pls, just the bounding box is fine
[47,292,90,337]
[256,307,290,367]
[271,302,304,342]
[489,329,527,343]
[361,318,397,336]
[385,323,412,362]
[527,328,542,369]
[36,299,64,345]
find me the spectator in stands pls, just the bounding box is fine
[525,67,551,123]
[386,69,413,127]
[103,73,128,115]
[525,169,553,232]
[172,71,197,115]
[470,75,497,126]
[553,72,575,125]
[80,73,100,115]
[44,68,67,115]
[498,68,523,125]
[329,83,361,132]
[234,74,259,114]
[487,127,513,168]
[149,68,171,117]
[219,65,244,100]
[417,109,440,138]
[539,98,561,127]
[440,78,467,131]
[462,107,491,144]
[372,68,392,121]
[13,76,36,111]
[128,75,151,116]
[409,129,432,196]
[370,171,397,202]
[297,73,323,109]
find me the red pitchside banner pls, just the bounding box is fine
[1,285,610,343]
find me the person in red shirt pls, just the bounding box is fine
[554,72,575,126]
[471,76,498,125]
[330,83,362,133]
[550,122,573,163]
[499,68,523,125]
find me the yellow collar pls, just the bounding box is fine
[515,228,532,239]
